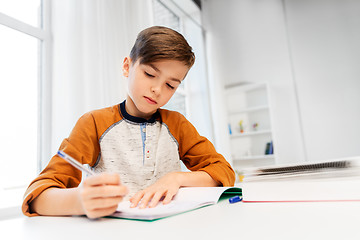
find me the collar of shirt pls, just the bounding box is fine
[119,100,159,124]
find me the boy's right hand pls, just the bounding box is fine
[78,173,128,219]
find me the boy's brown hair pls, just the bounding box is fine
[130,26,195,68]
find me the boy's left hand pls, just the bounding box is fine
[129,172,180,209]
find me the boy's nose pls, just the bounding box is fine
[150,84,161,95]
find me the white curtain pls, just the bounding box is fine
[48,0,153,164]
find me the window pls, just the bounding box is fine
[152,0,188,116]
[0,25,38,188]
[0,0,40,26]
[152,0,214,141]
[0,0,49,212]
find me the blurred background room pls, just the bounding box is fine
[1,0,359,218]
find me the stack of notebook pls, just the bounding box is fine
[241,157,360,202]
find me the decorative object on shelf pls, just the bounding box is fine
[252,122,258,131]
[235,170,245,182]
[245,149,252,156]
[239,120,244,133]
[265,141,274,155]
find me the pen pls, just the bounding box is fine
[57,150,95,176]
[229,195,242,204]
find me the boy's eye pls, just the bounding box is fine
[145,72,155,78]
[166,83,175,89]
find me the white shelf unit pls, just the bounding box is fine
[230,129,272,137]
[225,82,275,167]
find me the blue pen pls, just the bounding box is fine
[57,150,95,176]
[229,195,242,204]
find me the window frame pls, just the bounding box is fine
[153,0,215,141]
[152,0,205,118]
[152,0,189,116]
[0,0,52,217]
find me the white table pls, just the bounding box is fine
[1,200,360,240]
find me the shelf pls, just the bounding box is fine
[233,154,275,161]
[225,82,267,91]
[228,105,269,115]
[225,82,275,167]
[230,129,272,138]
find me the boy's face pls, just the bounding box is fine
[123,57,189,119]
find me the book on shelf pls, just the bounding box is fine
[240,157,360,202]
[109,186,241,221]
[264,141,273,155]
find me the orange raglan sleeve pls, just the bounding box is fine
[22,112,101,216]
[162,110,235,187]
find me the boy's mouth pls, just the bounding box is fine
[144,96,157,104]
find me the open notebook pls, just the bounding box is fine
[109,187,241,221]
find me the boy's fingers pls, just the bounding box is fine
[130,191,144,208]
[149,191,165,208]
[85,196,124,210]
[84,173,121,186]
[162,191,176,204]
[86,205,119,219]
[82,185,128,199]
[139,192,155,209]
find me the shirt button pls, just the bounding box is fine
[142,128,146,133]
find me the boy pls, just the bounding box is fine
[22,26,235,219]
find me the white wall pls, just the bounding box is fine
[202,0,360,165]
[202,0,306,165]
[284,0,360,161]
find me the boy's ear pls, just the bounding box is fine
[122,57,131,77]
